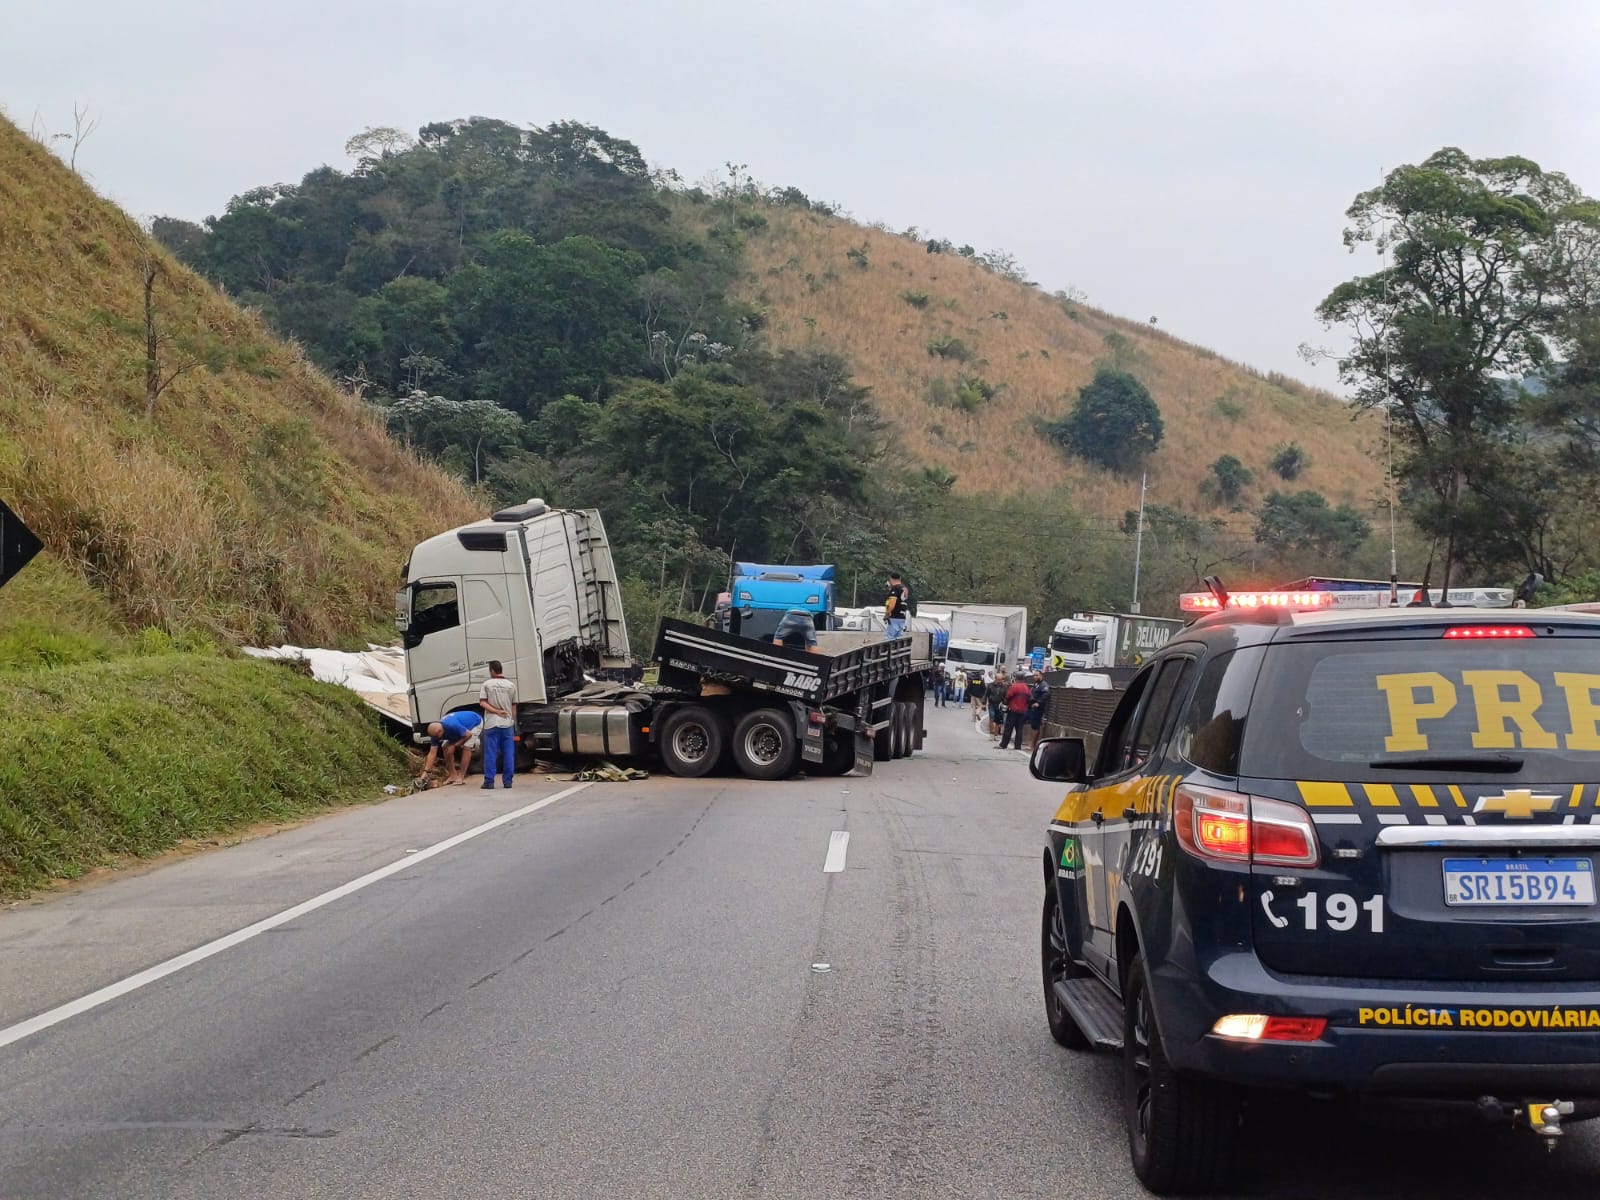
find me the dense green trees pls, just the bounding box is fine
[1316,148,1600,588]
[157,114,1510,630]
[1255,491,1371,558]
[1047,368,1164,473]
[1207,455,1253,506]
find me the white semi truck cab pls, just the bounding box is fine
[396,500,630,734]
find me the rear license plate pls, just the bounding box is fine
[1443,858,1596,906]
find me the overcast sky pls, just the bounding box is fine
[6,0,1599,389]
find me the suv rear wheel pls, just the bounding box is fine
[1123,951,1239,1194]
[1040,888,1090,1049]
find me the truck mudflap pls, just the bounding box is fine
[798,703,875,775]
[800,702,825,764]
[854,728,875,776]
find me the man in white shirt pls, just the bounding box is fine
[479,660,519,789]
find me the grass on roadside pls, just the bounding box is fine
[0,652,410,898]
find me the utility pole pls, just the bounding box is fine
[1130,471,1147,615]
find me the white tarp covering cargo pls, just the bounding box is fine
[243,644,411,727]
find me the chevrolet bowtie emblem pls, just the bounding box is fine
[1473,789,1560,820]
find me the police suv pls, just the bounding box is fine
[1033,586,1600,1193]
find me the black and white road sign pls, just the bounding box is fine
[0,499,42,593]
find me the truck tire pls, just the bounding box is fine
[1123,951,1240,1194]
[873,705,894,762]
[731,707,800,781]
[900,700,918,758]
[658,705,726,778]
[893,700,915,758]
[814,733,857,777]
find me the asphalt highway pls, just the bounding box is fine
[2,703,1599,1198]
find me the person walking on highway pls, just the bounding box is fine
[420,709,482,786]
[884,572,910,638]
[933,664,948,707]
[1000,674,1032,750]
[988,668,1009,740]
[952,668,966,704]
[479,660,519,789]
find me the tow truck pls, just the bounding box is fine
[1032,580,1600,1193]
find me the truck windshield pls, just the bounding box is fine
[1050,634,1097,655]
[946,646,996,666]
[1241,636,1600,784]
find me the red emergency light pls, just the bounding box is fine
[1179,590,1336,613]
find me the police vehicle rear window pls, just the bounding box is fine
[1240,637,1600,783]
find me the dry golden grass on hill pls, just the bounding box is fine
[0,116,479,645]
[742,209,1383,521]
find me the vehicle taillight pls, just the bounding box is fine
[1443,625,1536,639]
[1175,786,1319,868]
[1211,1014,1328,1042]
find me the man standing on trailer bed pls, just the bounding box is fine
[479,660,518,789]
[884,571,910,638]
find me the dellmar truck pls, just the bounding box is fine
[396,501,940,780]
[1047,610,1182,670]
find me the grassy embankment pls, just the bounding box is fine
[0,116,477,894]
[0,653,409,899]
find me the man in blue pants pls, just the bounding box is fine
[479,660,519,789]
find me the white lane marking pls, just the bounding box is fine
[823,830,850,873]
[0,782,592,1053]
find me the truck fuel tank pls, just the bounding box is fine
[554,705,646,758]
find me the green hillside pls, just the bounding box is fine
[153,116,1407,632]
[0,115,479,895]
[0,116,479,648]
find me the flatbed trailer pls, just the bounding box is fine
[647,618,939,779]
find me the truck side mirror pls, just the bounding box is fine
[394,588,412,633]
[1030,737,1089,783]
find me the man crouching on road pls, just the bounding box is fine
[479,660,519,789]
[420,709,482,786]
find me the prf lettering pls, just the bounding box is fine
[1376,671,1600,753]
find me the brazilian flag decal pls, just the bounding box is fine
[1060,838,1080,869]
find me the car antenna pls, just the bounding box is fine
[1203,575,1229,609]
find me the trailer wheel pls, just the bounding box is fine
[659,705,726,778]
[873,706,894,762]
[731,707,799,781]
[894,700,918,758]
[814,733,858,777]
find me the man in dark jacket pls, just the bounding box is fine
[1026,673,1050,750]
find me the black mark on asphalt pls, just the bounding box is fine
[355,1035,396,1061]
[282,1079,326,1108]
[468,971,498,990]
[421,1002,450,1021]
[183,1124,338,1166]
